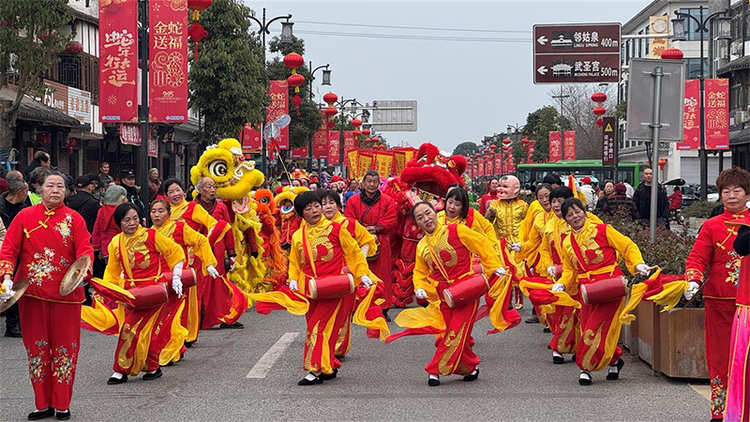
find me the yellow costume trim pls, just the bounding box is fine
[353,282,391,341]
[393,300,445,331]
[248,291,310,315]
[159,300,188,366]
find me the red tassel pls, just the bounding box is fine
[292,94,302,116]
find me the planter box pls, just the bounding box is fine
[636,301,658,368]
[658,307,708,379]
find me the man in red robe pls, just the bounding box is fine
[683,167,750,421]
[0,171,93,420]
[345,170,397,318]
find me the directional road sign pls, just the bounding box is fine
[601,117,616,166]
[533,23,621,84]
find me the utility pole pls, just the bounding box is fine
[552,85,570,145]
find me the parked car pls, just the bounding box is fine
[663,178,698,209]
[693,184,719,202]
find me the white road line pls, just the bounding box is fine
[246,332,300,379]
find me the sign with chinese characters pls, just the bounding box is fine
[42,80,68,114]
[99,0,138,122]
[679,79,700,151]
[268,80,290,150]
[343,131,358,157]
[533,23,621,84]
[563,131,576,160]
[374,151,394,178]
[241,123,261,152]
[601,117,616,166]
[149,0,188,123]
[506,147,516,173]
[494,152,503,175]
[548,131,562,162]
[705,78,729,150]
[120,123,142,146]
[291,146,307,159]
[347,150,359,179]
[648,16,669,58]
[328,131,340,164]
[68,87,92,125]
[148,131,158,157]
[313,130,329,159]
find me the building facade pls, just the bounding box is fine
[720,0,750,170]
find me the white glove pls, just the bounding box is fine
[510,242,521,252]
[493,267,507,278]
[360,275,373,289]
[0,279,13,301]
[683,281,700,301]
[171,261,184,296]
[551,283,565,293]
[361,244,370,260]
[546,266,557,278]
[288,279,299,292]
[635,264,651,277]
[415,288,428,299]
[207,265,220,279]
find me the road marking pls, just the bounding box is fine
[246,332,299,379]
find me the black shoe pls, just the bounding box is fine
[525,315,540,323]
[28,407,54,420]
[552,351,564,364]
[220,322,244,329]
[428,374,440,387]
[55,410,70,421]
[463,368,479,382]
[383,309,391,322]
[107,374,128,385]
[606,358,625,380]
[711,418,724,422]
[142,368,163,381]
[542,326,552,333]
[320,368,338,380]
[334,354,346,360]
[5,325,21,338]
[578,371,592,386]
[185,341,194,348]
[298,373,323,386]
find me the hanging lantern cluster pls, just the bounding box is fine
[283,52,305,115]
[188,0,212,61]
[67,138,77,156]
[591,91,607,127]
[351,118,362,138]
[322,92,337,129]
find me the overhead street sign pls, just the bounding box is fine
[533,23,621,84]
[370,100,417,132]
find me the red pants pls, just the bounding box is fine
[705,298,736,419]
[19,297,81,411]
[424,299,480,376]
[113,301,165,375]
[334,294,357,357]
[549,294,581,354]
[575,296,624,372]
[154,293,187,365]
[303,297,345,375]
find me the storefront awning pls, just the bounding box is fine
[730,127,750,146]
[717,56,750,77]
[0,87,81,128]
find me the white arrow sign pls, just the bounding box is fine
[537,66,548,75]
[537,35,548,45]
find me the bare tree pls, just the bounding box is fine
[547,84,617,160]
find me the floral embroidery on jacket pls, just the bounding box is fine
[27,248,58,286]
[55,214,74,246]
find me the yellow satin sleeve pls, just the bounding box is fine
[182,223,218,274]
[605,225,644,275]
[104,235,125,288]
[340,223,370,280]
[559,236,578,291]
[457,224,503,274]
[192,202,218,233]
[412,242,436,295]
[519,200,542,242]
[518,210,546,261]
[588,212,603,224]
[473,211,500,252]
[154,231,186,270]
[350,220,378,258]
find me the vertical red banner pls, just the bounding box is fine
[506,147,516,173]
[705,78,730,150]
[485,155,493,176]
[563,131,576,160]
[679,79,700,150]
[478,157,484,177]
[548,132,562,162]
[526,140,536,163]
[99,0,138,122]
[343,131,358,156]
[148,0,188,123]
[494,153,503,175]
[268,81,290,149]
[313,130,328,159]
[241,123,261,152]
[328,131,341,164]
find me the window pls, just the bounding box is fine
[679,8,705,41]
[58,56,81,89]
[685,58,708,79]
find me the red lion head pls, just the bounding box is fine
[400,143,467,199]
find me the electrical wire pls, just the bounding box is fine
[295,29,531,43]
[295,19,531,34]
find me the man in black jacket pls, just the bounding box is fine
[633,168,670,229]
[23,150,50,182]
[68,174,101,233]
[120,169,145,219]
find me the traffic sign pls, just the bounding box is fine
[601,117,616,166]
[533,23,621,84]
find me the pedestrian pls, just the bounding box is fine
[668,186,683,212]
[633,168,670,228]
[105,203,185,385]
[601,183,639,220]
[555,198,651,385]
[725,220,750,422]
[119,169,145,219]
[27,167,51,205]
[682,167,750,421]
[98,161,114,188]
[344,170,398,319]
[68,174,101,234]
[23,150,50,182]
[343,179,359,207]
[579,176,598,211]
[622,179,635,199]
[91,186,128,274]
[147,168,162,203]
[478,178,499,216]
[0,170,93,420]
[596,180,615,211]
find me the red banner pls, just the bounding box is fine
[563,131,576,160]
[268,80,290,150]
[485,155,493,176]
[120,123,141,146]
[343,131,358,156]
[291,146,308,159]
[526,139,536,163]
[478,156,484,177]
[148,0,188,123]
[313,130,328,159]
[679,79,700,151]
[328,131,341,164]
[241,123,261,152]
[148,131,158,158]
[705,78,730,150]
[99,0,138,122]
[548,132,562,162]
[494,153,503,175]
[506,147,516,173]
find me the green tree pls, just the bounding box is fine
[0,0,72,151]
[452,141,480,157]
[188,0,266,141]
[523,106,571,162]
[266,36,322,149]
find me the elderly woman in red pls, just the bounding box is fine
[105,203,185,385]
[556,198,651,386]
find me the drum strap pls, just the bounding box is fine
[426,244,451,283]
[569,233,590,275]
[301,225,318,278]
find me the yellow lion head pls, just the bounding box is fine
[190,138,265,200]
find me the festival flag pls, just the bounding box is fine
[485,155,493,176]
[149,0,188,123]
[679,79,700,151]
[268,80,290,149]
[313,111,329,158]
[358,150,373,177]
[563,131,576,160]
[240,123,261,152]
[347,149,359,179]
[344,131,358,155]
[494,152,503,175]
[374,151,394,178]
[506,147,516,173]
[526,139,536,163]
[478,156,484,177]
[548,132,562,162]
[291,146,308,159]
[328,131,341,164]
[99,0,138,122]
[704,78,729,150]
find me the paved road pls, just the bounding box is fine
[1,303,709,421]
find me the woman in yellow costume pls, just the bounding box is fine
[437,184,499,251]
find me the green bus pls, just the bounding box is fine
[516,160,647,187]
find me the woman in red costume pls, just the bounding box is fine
[0,171,93,421]
[683,167,750,421]
[104,203,185,385]
[478,178,499,216]
[556,198,651,385]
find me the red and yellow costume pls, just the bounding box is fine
[437,208,499,252]
[685,208,750,419]
[388,221,517,376]
[274,187,304,250]
[487,198,528,244]
[726,222,750,421]
[253,189,286,290]
[0,204,93,411]
[518,207,555,274]
[558,220,644,373]
[104,227,184,376]
[519,199,544,244]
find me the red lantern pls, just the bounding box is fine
[324,107,337,117]
[287,73,305,89]
[658,158,668,171]
[596,119,604,127]
[362,128,371,136]
[593,106,606,117]
[502,138,511,146]
[661,48,683,60]
[188,23,208,60]
[483,148,489,154]
[323,92,338,105]
[67,138,77,156]
[521,138,530,145]
[283,53,304,70]
[502,145,509,151]
[353,129,362,137]
[64,41,83,55]
[591,92,607,103]
[188,0,212,20]
[351,119,362,128]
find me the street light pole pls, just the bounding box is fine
[334,98,362,178]
[307,62,330,172]
[248,8,293,177]
[138,0,149,210]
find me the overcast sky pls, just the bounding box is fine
[245,0,648,152]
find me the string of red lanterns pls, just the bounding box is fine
[187,0,212,60]
[283,52,305,115]
[591,91,607,127]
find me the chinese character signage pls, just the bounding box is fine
[148,131,158,157]
[648,16,669,59]
[347,150,359,179]
[563,131,576,160]
[99,0,138,122]
[120,123,142,146]
[313,110,328,159]
[291,146,307,159]
[328,131,340,164]
[601,117,616,166]
[68,87,92,125]
[149,0,188,123]
[478,156,484,177]
[374,151,394,178]
[679,79,700,151]
[494,152,503,175]
[548,131,562,162]
[343,131,358,156]
[505,147,516,173]
[485,155,493,176]
[241,123,261,152]
[268,81,290,150]
[705,78,729,150]
[526,139,536,163]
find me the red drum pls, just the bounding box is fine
[161,268,197,289]
[442,274,490,309]
[306,274,355,300]
[128,283,169,309]
[555,265,563,278]
[580,276,628,304]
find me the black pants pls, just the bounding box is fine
[5,301,19,329]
